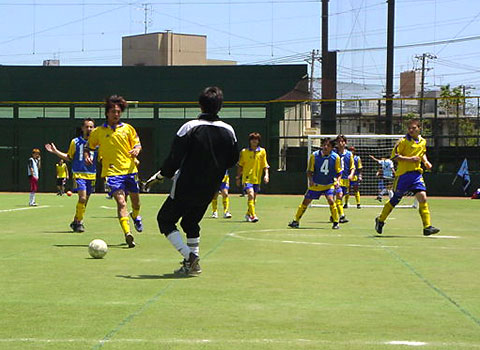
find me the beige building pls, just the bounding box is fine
[122,31,236,66]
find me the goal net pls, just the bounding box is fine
[307,134,417,208]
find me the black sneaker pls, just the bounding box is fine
[343,203,348,209]
[339,216,349,224]
[70,221,81,233]
[332,222,340,230]
[376,196,382,202]
[357,204,361,209]
[423,226,440,236]
[375,217,384,234]
[125,233,136,248]
[76,223,85,233]
[329,216,333,223]
[288,220,299,228]
[175,253,200,276]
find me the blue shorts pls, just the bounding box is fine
[73,178,96,195]
[335,186,348,196]
[393,171,426,195]
[106,174,140,196]
[350,181,360,187]
[219,182,230,191]
[305,188,334,200]
[244,183,260,193]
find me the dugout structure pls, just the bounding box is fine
[307,134,416,208]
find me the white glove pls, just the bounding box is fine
[143,170,164,192]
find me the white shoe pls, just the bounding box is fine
[223,212,232,219]
[211,211,218,219]
[245,214,252,222]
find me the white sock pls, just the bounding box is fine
[187,237,200,256]
[166,230,191,259]
[29,193,34,204]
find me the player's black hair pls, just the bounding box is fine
[199,86,223,115]
[321,137,334,148]
[249,132,261,144]
[104,95,128,117]
[336,134,347,143]
[82,118,94,125]
[407,118,421,127]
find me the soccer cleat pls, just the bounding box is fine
[125,233,136,248]
[357,204,361,209]
[250,215,259,223]
[29,202,37,206]
[223,212,232,219]
[339,216,349,224]
[375,217,384,234]
[332,222,340,230]
[105,194,113,200]
[76,223,85,233]
[130,214,143,232]
[69,221,78,232]
[211,211,218,219]
[376,196,382,202]
[423,226,440,236]
[245,214,252,222]
[288,220,299,228]
[329,216,333,223]
[175,252,200,276]
[343,203,348,209]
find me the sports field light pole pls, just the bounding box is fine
[385,0,395,134]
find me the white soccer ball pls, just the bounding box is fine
[88,239,108,259]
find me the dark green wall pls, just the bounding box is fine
[0,65,306,102]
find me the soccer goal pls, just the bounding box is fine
[307,134,417,208]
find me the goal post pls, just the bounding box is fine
[306,134,416,208]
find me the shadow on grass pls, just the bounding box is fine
[369,235,426,239]
[53,243,127,248]
[116,274,195,280]
[44,230,74,233]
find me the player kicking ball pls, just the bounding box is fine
[288,137,342,229]
[84,96,143,248]
[375,119,440,236]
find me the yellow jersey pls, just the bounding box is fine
[55,163,68,178]
[87,122,141,177]
[238,147,269,185]
[391,134,427,176]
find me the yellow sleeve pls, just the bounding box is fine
[67,139,76,159]
[391,139,404,158]
[358,157,363,169]
[128,125,141,148]
[307,154,315,172]
[349,154,354,170]
[87,128,99,149]
[238,149,246,167]
[335,156,342,174]
[260,149,269,169]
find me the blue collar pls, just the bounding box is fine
[249,146,261,152]
[103,122,123,130]
[405,133,420,143]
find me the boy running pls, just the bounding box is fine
[55,159,69,196]
[85,96,143,247]
[211,170,232,219]
[344,146,362,209]
[288,137,341,229]
[375,119,440,236]
[45,118,97,232]
[236,132,269,223]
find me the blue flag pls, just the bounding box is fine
[456,158,471,194]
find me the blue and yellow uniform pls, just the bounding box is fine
[219,170,230,191]
[391,134,427,196]
[87,122,141,196]
[350,155,363,186]
[378,133,434,230]
[238,147,269,193]
[334,149,354,190]
[305,150,342,199]
[67,136,97,194]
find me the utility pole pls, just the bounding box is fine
[416,53,436,121]
[385,0,395,134]
[142,3,151,34]
[307,49,320,99]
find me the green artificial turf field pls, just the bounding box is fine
[0,192,479,350]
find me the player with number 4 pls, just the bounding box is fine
[288,137,342,229]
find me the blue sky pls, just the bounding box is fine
[0,0,479,93]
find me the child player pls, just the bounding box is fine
[236,132,269,223]
[369,154,395,201]
[288,137,341,229]
[333,135,354,223]
[375,119,440,236]
[344,146,362,209]
[211,170,232,219]
[55,158,69,196]
[45,118,97,232]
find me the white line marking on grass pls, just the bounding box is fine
[0,205,51,213]
[387,340,427,346]
[100,206,116,209]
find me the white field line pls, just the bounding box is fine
[0,205,51,213]
[228,229,478,251]
[0,337,479,348]
[100,205,116,209]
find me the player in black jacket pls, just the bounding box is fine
[146,86,238,276]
